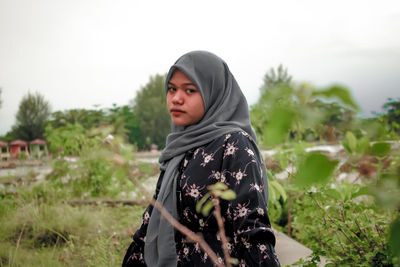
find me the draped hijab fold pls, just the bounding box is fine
[144,51,268,267]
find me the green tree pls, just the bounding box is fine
[44,123,89,156]
[251,68,359,146]
[132,74,170,149]
[14,92,51,141]
[260,64,292,95]
[107,104,140,145]
[50,108,106,129]
[382,98,400,134]
[251,65,293,144]
[48,104,141,146]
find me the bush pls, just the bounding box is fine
[291,183,396,266]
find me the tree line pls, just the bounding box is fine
[0,74,170,151]
[1,68,399,153]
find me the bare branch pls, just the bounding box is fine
[213,198,232,267]
[150,198,226,267]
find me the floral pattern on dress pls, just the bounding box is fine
[122,132,280,267]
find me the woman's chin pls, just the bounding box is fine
[172,119,188,127]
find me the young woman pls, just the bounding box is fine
[123,51,280,267]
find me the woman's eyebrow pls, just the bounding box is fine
[168,81,197,87]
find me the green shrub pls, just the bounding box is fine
[291,183,396,266]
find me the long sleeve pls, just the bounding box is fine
[220,132,279,266]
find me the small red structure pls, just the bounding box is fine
[10,140,29,159]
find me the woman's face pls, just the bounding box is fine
[167,70,205,126]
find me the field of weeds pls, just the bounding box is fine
[0,150,158,266]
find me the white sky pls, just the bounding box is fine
[1,0,399,135]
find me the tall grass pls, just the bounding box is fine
[0,162,150,266]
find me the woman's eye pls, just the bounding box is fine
[186,89,196,93]
[168,87,176,92]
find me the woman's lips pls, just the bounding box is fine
[170,109,185,115]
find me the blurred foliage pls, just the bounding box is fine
[45,125,150,198]
[342,131,371,155]
[252,68,400,265]
[294,153,338,187]
[45,123,93,156]
[311,86,359,111]
[382,98,400,134]
[13,91,51,141]
[251,82,359,146]
[260,64,292,94]
[48,104,141,147]
[131,74,170,150]
[251,66,359,146]
[267,139,400,265]
[50,108,107,129]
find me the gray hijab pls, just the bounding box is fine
[144,51,268,267]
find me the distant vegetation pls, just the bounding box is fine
[0,68,398,152]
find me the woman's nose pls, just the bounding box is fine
[172,90,184,104]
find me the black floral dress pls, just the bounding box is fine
[123,131,280,266]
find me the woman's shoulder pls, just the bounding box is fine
[193,130,257,156]
[186,131,258,160]
[212,130,256,146]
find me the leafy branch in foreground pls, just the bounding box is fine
[137,182,238,267]
[150,198,225,267]
[148,182,238,267]
[196,182,238,267]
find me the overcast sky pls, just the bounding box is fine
[0,0,399,135]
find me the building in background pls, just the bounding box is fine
[30,139,48,159]
[10,140,29,159]
[0,141,10,161]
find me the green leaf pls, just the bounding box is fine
[212,189,223,197]
[263,107,295,146]
[345,131,357,153]
[230,258,239,265]
[295,153,338,187]
[220,190,236,200]
[195,202,202,214]
[312,86,359,110]
[201,201,214,216]
[196,193,210,214]
[341,139,351,154]
[389,217,400,257]
[351,186,371,199]
[270,180,287,202]
[371,142,391,157]
[210,182,228,191]
[269,185,277,206]
[325,188,341,200]
[356,136,371,154]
